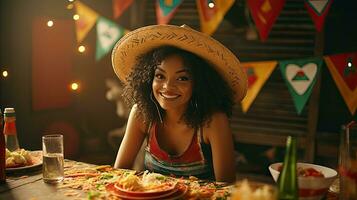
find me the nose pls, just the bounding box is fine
[163,79,175,89]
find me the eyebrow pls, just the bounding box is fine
[156,66,190,74]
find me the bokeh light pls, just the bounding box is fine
[347,61,352,67]
[73,14,80,20]
[67,4,74,10]
[47,20,54,27]
[70,82,79,91]
[2,70,8,78]
[78,45,86,53]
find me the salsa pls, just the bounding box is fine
[277,165,324,177]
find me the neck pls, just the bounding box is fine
[163,107,186,126]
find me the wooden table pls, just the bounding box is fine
[0,160,88,200]
[0,160,340,200]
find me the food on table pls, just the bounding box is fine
[277,164,325,177]
[115,171,177,192]
[230,179,277,200]
[59,164,126,198]
[116,172,143,191]
[297,167,325,177]
[5,148,34,168]
[60,162,233,200]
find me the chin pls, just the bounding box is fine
[158,102,187,112]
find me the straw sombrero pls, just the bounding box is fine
[112,24,247,102]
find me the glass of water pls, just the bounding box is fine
[42,134,64,183]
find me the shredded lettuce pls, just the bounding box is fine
[87,190,100,200]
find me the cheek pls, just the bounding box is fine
[152,81,160,99]
[152,81,160,91]
[183,85,193,98]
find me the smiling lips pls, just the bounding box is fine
[159,92,180,100]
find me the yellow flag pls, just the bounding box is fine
[241,61,277,112]
[196,0,234,35]
[74,1,99,43]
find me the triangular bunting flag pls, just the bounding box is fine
[156,0,183,24]
[241,61,278,113]
[247,0,285,42]
[305,0,333,32]
[113,0,134,19]
[279,58,322,115]
[324,52,357,115]
[74,1,99,43]
[196,0,234,35]
[96,17,127,61]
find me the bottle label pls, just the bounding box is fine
[4,112,15,117]
[4,122,17,135]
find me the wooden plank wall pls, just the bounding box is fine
[141,0,317,160]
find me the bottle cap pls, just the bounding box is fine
[4,108,16,117]
[4,108,15,113]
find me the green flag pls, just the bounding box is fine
[96,17,125,61]
[279,58,322,115]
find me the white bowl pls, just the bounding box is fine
[269,162,337,200]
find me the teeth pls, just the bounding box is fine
[160,93,179,99]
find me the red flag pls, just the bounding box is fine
[247,0,285,42]
[113,0,134,19]
[305,0,333,32]
[324,53,357,115]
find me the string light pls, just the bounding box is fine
[47,20,54,27]
[2,70,8,78]
[70,82,79,91]
[73,14,80,20]
[67,4,74,10]
[78,45,86,53]
[347,61,352,67]
[208,2,215,8]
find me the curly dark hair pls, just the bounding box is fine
[122,45,234,129]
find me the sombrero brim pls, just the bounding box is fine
[112,24,247,102]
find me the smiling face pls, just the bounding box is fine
[152,54,193,114]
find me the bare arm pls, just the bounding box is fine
[204,112,236,183]
[114,104,147,169]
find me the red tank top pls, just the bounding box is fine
[144,123,213,179]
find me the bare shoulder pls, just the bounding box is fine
[127,104,147,134]
[205,112,229,129]
[203,112,231,142]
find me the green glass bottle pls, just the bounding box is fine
[277,136,298,200]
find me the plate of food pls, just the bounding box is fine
[108,171,180,199]
[5,149,43,172]
[107,182,187,200]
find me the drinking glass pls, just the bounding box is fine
[339,121,357,199]
[42,134,64,183]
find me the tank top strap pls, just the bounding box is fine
[146,121,154,149]
[146,121,153,135]
[197,126,204,144]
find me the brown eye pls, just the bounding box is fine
[177,76,190,81]
[154,73,164,80]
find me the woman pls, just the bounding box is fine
[112,25,247,183]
